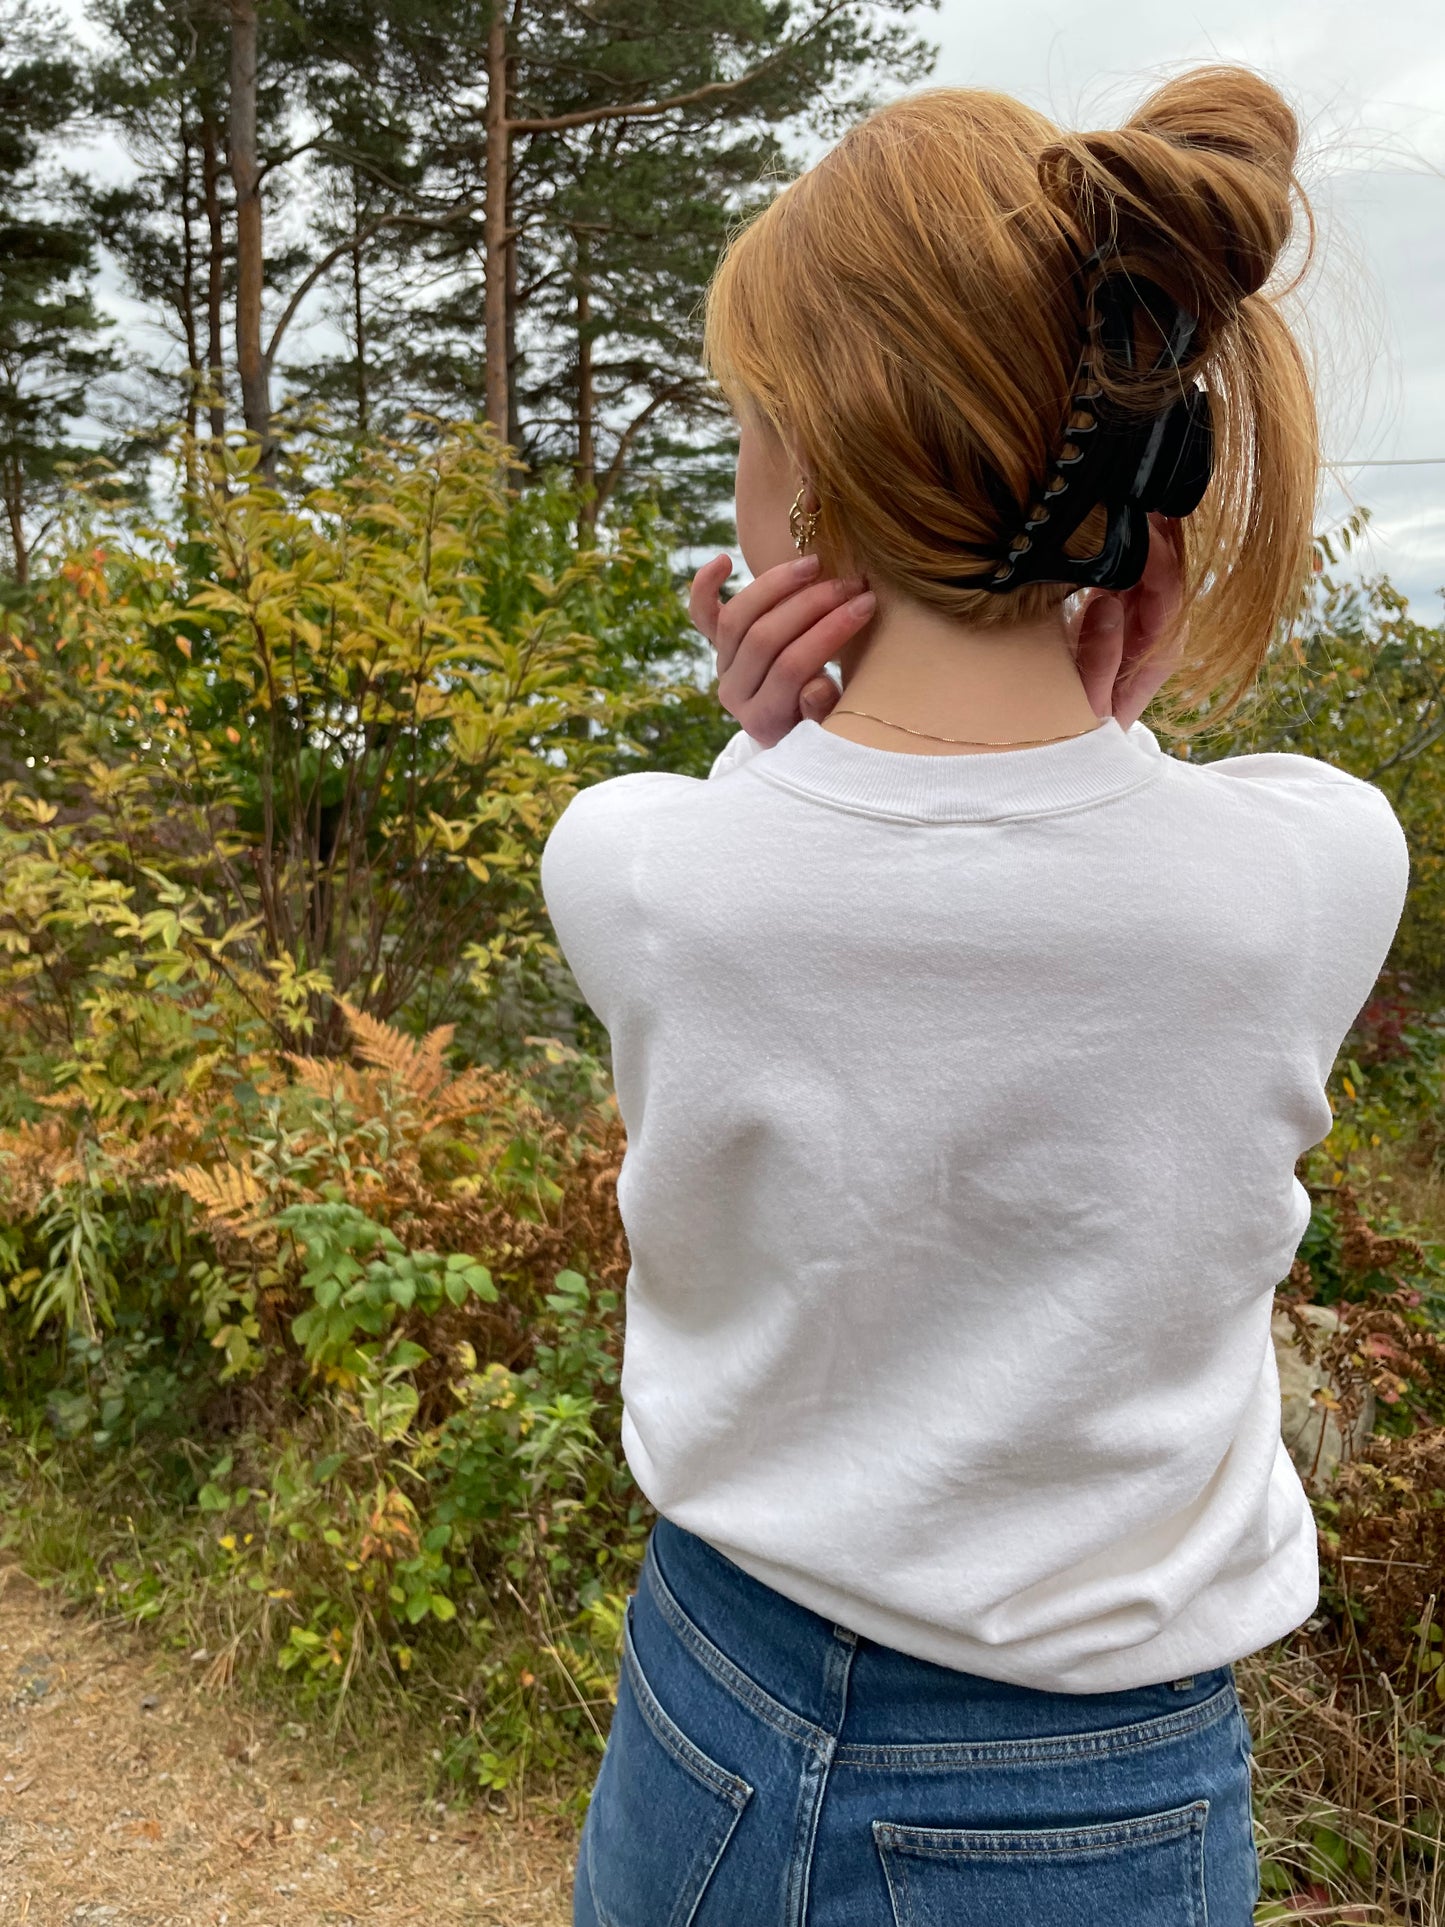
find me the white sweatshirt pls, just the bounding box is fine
[539,713,1409,1693]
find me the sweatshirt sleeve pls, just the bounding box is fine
[539,770,670,1040]
[1200,748,1410,1072]
[538,779,650,1035]
[542,720,756,1022]
[541,728,757,1022]
[1308,775,1410,1066]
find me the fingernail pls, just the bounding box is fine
[838,576,867,596]
[848,592,876,617]
[792,554,821,578]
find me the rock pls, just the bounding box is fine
[1273,1303,1375,1487]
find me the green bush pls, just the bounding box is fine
[0,423,684,1794]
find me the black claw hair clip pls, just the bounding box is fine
[957,251,1214,596]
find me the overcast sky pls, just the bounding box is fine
[926,0,1445,615]
[58,0,1445,617]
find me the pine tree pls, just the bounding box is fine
[75,0,936,523]
[84,0,232,444]
[297,1,936,517]
[0,0,114,581]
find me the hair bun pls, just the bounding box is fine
[1038,66,1301,331]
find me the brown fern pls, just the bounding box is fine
[339,997,452,1099]
[284,1052,373,1109]
[1337,1181,1428,1279]
[0,1117,78,1212]
[336,999,504,1129]
[170,1161,267,1233]
[430,1065,509,1127]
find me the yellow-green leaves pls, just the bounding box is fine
[2,417,691,1050]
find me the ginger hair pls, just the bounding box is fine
[703,66,1319,737]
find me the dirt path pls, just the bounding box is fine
[0,1565,578,1926]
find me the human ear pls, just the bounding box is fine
[735,406,800,577]
[1069,591,1125,719]
[1134,514,1185,639]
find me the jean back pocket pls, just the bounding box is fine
[873,1798,1209,1927]
[581,1602,753,1927]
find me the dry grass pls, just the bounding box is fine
[1232,1128,1445,1924]
[1373,1160,1445,1251]
[1239,1634,1445,1924]
[0,1563,577,1926]
[6,1549,1445,1924]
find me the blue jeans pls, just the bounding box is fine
[573,1515,1261,1926]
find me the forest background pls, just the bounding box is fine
[0,2,1444,1919]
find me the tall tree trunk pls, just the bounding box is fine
[228,0,272,469]
[505,118,519,445]
[200,116,227,443]
[352,238,368,431]
[574,230,595,536]
[483,11,509,444]
[5,462,27,585]
[178,111,201,473]
[351,171,368,431]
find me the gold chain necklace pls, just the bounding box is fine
[828,707,1108,748]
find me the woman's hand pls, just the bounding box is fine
[689,513,1185,749]
[688,552,872,748]
[1068,515,1187,732]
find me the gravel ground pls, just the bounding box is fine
[0,1565,577,1926]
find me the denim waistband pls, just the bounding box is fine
[643,1515,1237,1749]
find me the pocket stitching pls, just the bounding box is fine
[872,1797,1210,1859]
[586,1794,750,1927]
[622,1605,753,1810]
[586,1783,749,1927]
[644,1536,826,1750]
[873,1801,1208,1927]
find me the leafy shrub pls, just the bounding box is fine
[0,418,722,1080]
[0,404,701,1782]
[0,724,642,1788]
[1280,979,1445,1699]
[1197,551,1445,995]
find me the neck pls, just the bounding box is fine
[824,588,1101,756]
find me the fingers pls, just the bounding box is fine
[727,591,876,745]
[708,555,826,671]
[1114,517,1186,698]
[724,574,867,702]
[799,674,841,722]
[1127,515,1184,644]
[691,547,875,744]
[687,553,735,644]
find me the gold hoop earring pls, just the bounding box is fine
[789,485,821,555]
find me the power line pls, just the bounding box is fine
[599,457,1445,490]
[622,456,1445,476]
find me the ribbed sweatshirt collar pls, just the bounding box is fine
[744,715,1165,824]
